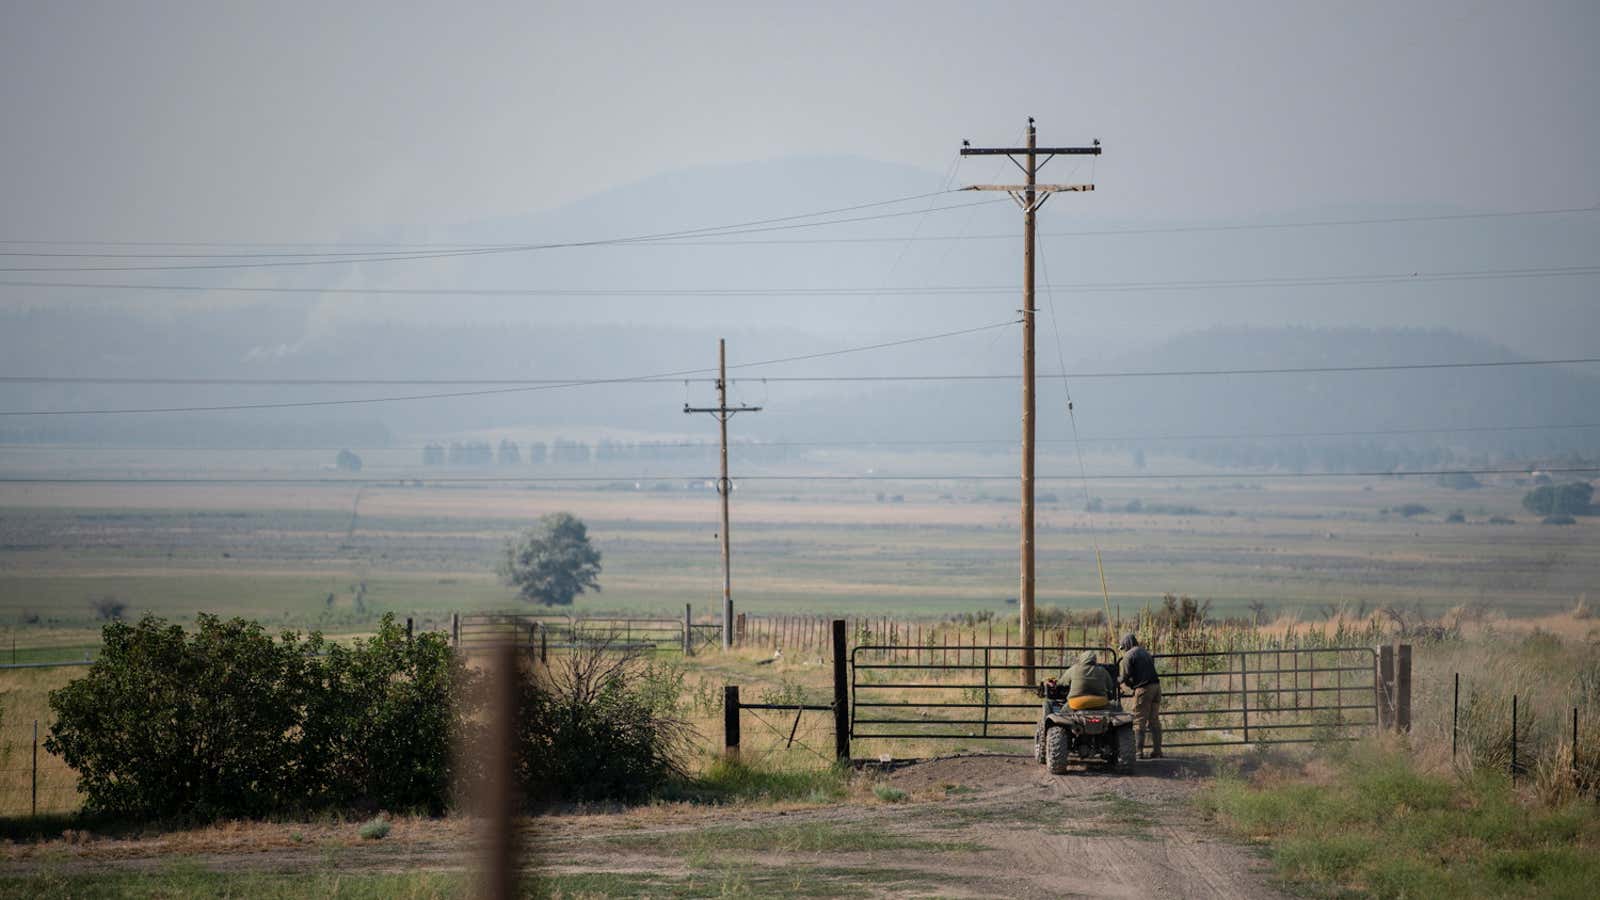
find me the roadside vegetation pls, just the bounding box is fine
[1201,625,1600,899]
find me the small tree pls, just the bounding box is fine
[499,512,602,607]
[1522,482,1594,517]
[335,449,363,472]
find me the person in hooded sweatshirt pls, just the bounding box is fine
[1119,632,1163,759]
[1063,649,1112,710]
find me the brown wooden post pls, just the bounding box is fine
[724,685,741,761]
[406,617,414,640]
[451,612,460,648]
[832,619,850,761]
[684,604,693,656]
[1396,643,1412,733]
[1378,645,1395,730]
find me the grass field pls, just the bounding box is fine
[2,461,1594,644]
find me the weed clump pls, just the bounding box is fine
[358,817,390,840]
[873,785,908,803]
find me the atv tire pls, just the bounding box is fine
[1113,724,1136,769]
[1046,725,1070,775]
[1034,721,1047,764]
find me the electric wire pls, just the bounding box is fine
[4,355,1595,389]
[0,319,1021,416]
[0,196,1002,274]
[3,466,1596,486]
[5,262,1595,298]
[4,417,1599,453]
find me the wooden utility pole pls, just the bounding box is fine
[961,118,1100,684]
[685,339,761,649]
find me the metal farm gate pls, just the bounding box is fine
[849,642,1381,750]
[454,613,688,654]
[1155,647,1378,748]
[851,643,1112,744]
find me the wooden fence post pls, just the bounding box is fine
[724,685,741,761]
[451,612,460,648]
[832,619,850,761]
[406,617,414,640]
[32,719,38,818]
[683,604,693,656]
[1396,643,1412,733]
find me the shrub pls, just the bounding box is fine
[47,613,470,821]
[358,817,391,840]
[873,785,908,803]
[88,596,127,621]
[510,640,690,804]
[47,615,311,820]
[1523,482,1594,517]
[298,618,471,814]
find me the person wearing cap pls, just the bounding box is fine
[1119,633,1162,759]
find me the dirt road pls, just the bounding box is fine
[2,755,1283,897]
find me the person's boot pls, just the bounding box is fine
[1136,729,1147,760]
[1149,731,1164,759]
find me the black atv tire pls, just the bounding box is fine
[1113,724,1136,769]
[1034,721,1047,764]
[1046,725,1070,775]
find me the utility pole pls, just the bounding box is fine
[961,118,1100,684]
[685,339,761,649]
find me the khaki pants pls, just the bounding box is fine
[1133,683,1162,752]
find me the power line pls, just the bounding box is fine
[3,466,1596,486]
[7,420,1600,453]
[6,262,1596,298]
[4,204,1594,254]
[0,320,1020,416]
[0,196,1001,274]
[4,354,1596,390]
[730,356,1600,382]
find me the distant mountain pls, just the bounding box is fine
[2,305,1594,465]
[3,154,1596,457]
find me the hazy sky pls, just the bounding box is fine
[3,0,1597,242]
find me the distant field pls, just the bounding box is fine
[1,467,1595,647]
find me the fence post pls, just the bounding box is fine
[1511,693,1519,781]
[1452,672,1460,759]
[1396,644,1412,733]
[1240,653,1250,744]
[32,719,38,818]
[1574,707,1580,776]
[723,685,740,761]
[982,647,991,738]
[1378,645,1395,731]
[451,613,460,648]
[539,626,547,665]
[736,613,746,646]
[832,618,850,761]
[406,617,414,640]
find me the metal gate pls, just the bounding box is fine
[1155,647,1379,747]
[849,643,1380,750]
[850,643,1113,744]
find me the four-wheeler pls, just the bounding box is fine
[1032,664,1136,774]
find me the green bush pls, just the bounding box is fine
[46,613,470,821]
[510,642,690,804]
[358,817,390,840]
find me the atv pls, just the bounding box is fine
[1032,665,1136,774]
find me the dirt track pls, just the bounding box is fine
[1,755,1282,897]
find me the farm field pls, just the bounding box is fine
[1,465,1594,646]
